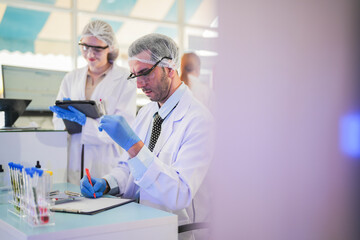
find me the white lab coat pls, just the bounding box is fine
[106,86,214,239]
[188,74,214,111]
[53,64,137,184]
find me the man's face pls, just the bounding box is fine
[129,58,172,105]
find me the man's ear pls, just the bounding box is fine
[168,68,176,78]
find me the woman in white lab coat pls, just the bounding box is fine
[50,20,137,184]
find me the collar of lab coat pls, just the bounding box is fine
[151,85,193,154]
[134,85,193,154]
[77,64,129,99]
[103,64,128,81]
[157,82,186,120]
[80,64,128,81]
[78,64,127,82]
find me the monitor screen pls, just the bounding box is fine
[1,65,67,115]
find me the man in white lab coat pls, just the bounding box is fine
[80,33,214,240]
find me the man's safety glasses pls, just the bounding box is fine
[127,56,172,80]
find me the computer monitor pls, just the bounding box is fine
[0,99,31,127]
[1,65,67,115]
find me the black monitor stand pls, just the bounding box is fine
[0,99,32,127]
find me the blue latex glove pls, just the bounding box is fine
[63,97,71,101]
[99,115,140,151]
[80,175,106,198]
[49,105,86,125]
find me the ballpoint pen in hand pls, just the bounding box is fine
[85,168,96,198]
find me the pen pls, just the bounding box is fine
[64,190,82,197]
[85,168,96,198]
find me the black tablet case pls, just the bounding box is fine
[55,100,102,134]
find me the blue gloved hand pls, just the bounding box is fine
[80,175,107,198]
[63,97,71,101]
[98,115,140,151]
[49,105,86,125]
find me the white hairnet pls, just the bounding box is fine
[81,19,119,63]
[128,33,179,70]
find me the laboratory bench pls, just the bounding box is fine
[0,183,178,240]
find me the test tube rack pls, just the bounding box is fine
[8,162,54,227]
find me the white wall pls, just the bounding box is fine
[0,131,68,184]
[211,1,357,239]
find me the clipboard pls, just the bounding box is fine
[55,100,103,134]
[50,197,135,215]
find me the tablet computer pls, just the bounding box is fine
[55,100,103,134]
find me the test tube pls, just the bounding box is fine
[18,164,25,215]
[33,168,51,225]
[9,162,19,208]
[24,168,33,222]
[8,163,14,201]
[29,168,39,225]
[45,171,53,197]
[13,164,21,212]
[99,99,107,115]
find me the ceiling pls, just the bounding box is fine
[0,0,218,56]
